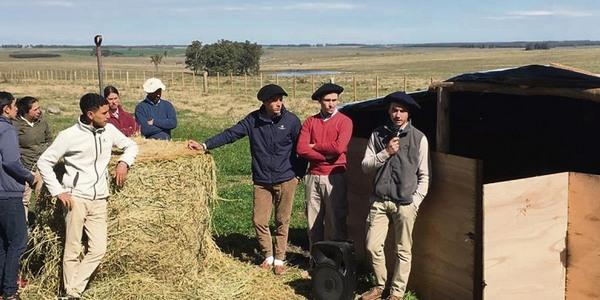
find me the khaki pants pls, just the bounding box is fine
[22,170,42,221]
[305,173,348,248]
[253,178,298,260]
[63,196,108,297]
[365,199,418,298]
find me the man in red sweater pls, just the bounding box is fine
[297,83,353,249]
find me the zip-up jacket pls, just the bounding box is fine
[205,106,307,184]
[0,116,34,199]
[135,97,177,140]
[14,116,52,170]
[37,117,138,200]
[361,121,430,207]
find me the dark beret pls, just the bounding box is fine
[384,91,421,111]
[257,84,288,101]
[311,83,344,101]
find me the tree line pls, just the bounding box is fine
[185,40,263,76]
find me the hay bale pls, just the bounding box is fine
[21,139,302,300]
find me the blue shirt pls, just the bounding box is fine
[134,98,177,140]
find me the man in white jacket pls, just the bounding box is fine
[38,93,138,299]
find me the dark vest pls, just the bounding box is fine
[371,122,425,204]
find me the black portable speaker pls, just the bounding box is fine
[311,241,357,300]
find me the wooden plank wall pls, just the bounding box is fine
[409,152,482,300]
[483,173,568,300]
[566,173,600,299]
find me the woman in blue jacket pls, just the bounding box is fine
[0,91,35,300]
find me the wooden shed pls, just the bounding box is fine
[340,64,600,300]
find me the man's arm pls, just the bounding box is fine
[413,136,430,208]
[109,125,139,186]
[135,104,162,137]
[153,102,177,130]
[0,127,34,185]
[296,118,328,162]
[312,117,353,156]
[361,132,392,174]
[204,116,250,150]
[37,132,69,197]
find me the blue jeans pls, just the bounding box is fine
[0,197,27,297]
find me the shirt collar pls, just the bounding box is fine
[20,116,35,127]
[319,109,338,121]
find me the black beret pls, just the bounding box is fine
[257,84,288,101]
[311,83,344,100]
[384,91,421,111]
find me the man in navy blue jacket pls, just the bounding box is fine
[135,78,177,140]
[188,84,307,275]
[0,91,36,300]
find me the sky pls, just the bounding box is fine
[1,0,598,45]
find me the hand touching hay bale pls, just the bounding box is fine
[21,139,301,300]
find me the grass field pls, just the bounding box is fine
[2,45,600,299]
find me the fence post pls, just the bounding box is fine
[375,75,379,98]
[311,75,315,92]
[171,72,174,86]
[193,72,196,91]
[293,76,296,99]
[229,72,233,94]
[353,76,357,101]
[181,72,185,87]
[404,75,407,92]
[260,72,263,87]
[275,74,279,85]
[203,71,208,94]
[217,72,220,94]
[126,71,130,87]
[244,73,248,96]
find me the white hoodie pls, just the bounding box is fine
[37,118,138,200]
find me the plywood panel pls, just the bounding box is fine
[409,152,482,300]
[483,173,568,300]
[346,138,373,260]
[566,172,600,299]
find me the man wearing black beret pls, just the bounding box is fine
[359,91,430,300]
[187,84,306,275]
[297,83,353,250]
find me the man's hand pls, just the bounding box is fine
[385,137,401,156]
[147,119,154,126]
[58,192,73,210]
[187,140,205,151]
[115,161,129,187]
[31,171,40,185]
[309,144,315,148]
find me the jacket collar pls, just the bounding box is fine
[77,115,105,134]
[258,105,287,123]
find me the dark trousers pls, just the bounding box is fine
[0,197,27,297]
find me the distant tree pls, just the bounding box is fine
[150,54,163,74]
[184,39,263,76]
[185,40,204,75]
[525,42,551,51]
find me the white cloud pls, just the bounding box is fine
[508,9,593,17]
[282,3,360,10]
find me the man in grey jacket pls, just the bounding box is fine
[359,92,430,300]
[38,93,138,299]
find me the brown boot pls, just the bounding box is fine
[359,286,384,300]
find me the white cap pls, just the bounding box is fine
[143,77,166,93]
